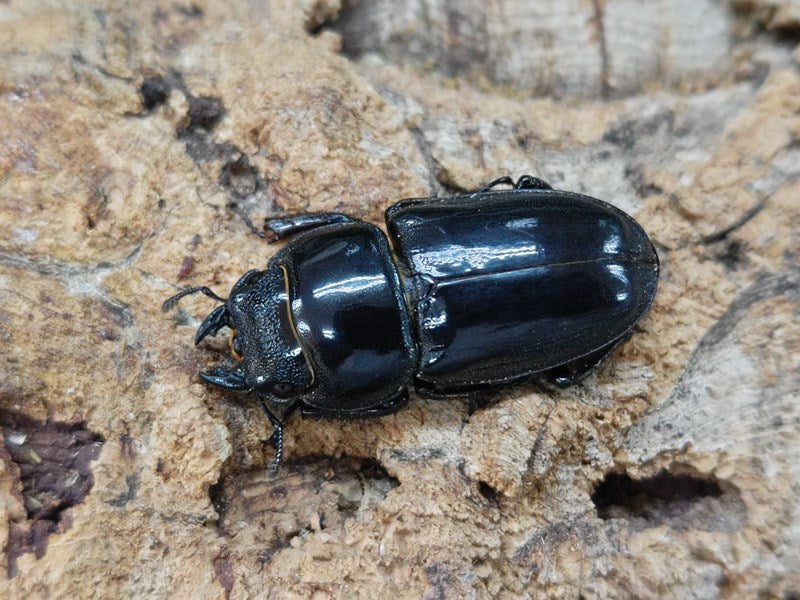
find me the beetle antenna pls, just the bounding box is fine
[161,286,227,312]
[257,399,300,473]
[258,398,285,472]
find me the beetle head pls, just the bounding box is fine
[216,267,313,402]
[164,267,314,402]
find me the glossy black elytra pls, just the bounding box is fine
[163,175,659,470]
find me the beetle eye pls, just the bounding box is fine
[271,382,296,398]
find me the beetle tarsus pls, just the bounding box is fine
[162,286,227,312]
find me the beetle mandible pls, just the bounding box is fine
[163,175,659,470]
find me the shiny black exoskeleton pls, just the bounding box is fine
[163,175,659,470]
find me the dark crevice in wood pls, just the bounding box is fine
[590,0,611,99]
[0,410,104,577]
[591,468,746,532]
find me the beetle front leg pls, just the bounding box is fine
[263,212,359,242]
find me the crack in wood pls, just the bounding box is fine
[590,0,611,99]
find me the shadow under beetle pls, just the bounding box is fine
[163,175,659,470]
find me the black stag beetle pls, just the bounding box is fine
[163,175,659,470]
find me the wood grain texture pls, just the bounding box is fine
[332,0,733,97]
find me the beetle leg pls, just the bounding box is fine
[478,176,515,193]
[514,175,552,191]
[199,367,248,390]
[195,305,229,345]
[349,391,409,418]
[478,175,552,193]
[465,392,500,416]
[415,380,500,417]
[263,212,358,243]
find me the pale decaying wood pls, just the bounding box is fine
[332,0,733,97]
[0,0,798,598]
